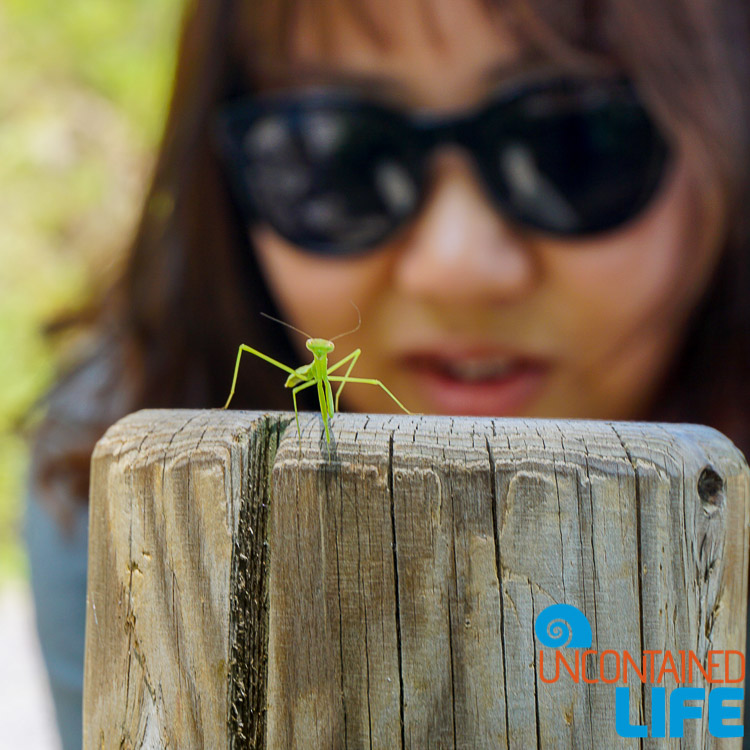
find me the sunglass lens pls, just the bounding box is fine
[234,104,423,254]
[477,80,670,235]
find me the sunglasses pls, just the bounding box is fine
[214,76,670,256]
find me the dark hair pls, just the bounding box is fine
[31,0,750,529]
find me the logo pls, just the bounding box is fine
[534,603,745,739]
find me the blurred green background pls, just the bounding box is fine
[0,0,182,582]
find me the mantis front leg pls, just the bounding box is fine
[316,378,332,444]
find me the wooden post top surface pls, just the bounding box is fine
[85,410,750,749]
[93,407,749,473]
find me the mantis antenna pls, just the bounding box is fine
[331,301,362,342]
[260,312,312,339]
[260,301,362,342]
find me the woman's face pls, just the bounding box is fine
[246,0,725,419]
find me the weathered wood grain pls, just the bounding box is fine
[83,411,750,748]
[83,410,288,748]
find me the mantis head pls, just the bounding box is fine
[306,338,335,357]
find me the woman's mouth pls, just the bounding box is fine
[400,351,551,416]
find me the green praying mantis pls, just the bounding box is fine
[222,309,411,444]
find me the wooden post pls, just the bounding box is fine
[83,410,750,748]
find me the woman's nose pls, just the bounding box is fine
[391,147,538,302]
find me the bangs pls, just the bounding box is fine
[237,0,397,71]
[235,0,617,86]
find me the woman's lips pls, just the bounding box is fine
[399,350,551,416]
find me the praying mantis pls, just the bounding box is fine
[222,310,411,444]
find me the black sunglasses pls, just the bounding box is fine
[213,77,670,256]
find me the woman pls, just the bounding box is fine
[26,0,750,747]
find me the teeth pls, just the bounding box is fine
[441,358,516,381]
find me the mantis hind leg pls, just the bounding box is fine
[327,376,411,415]
[291,380,317,442]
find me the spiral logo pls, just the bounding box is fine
[534,603,592,649]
